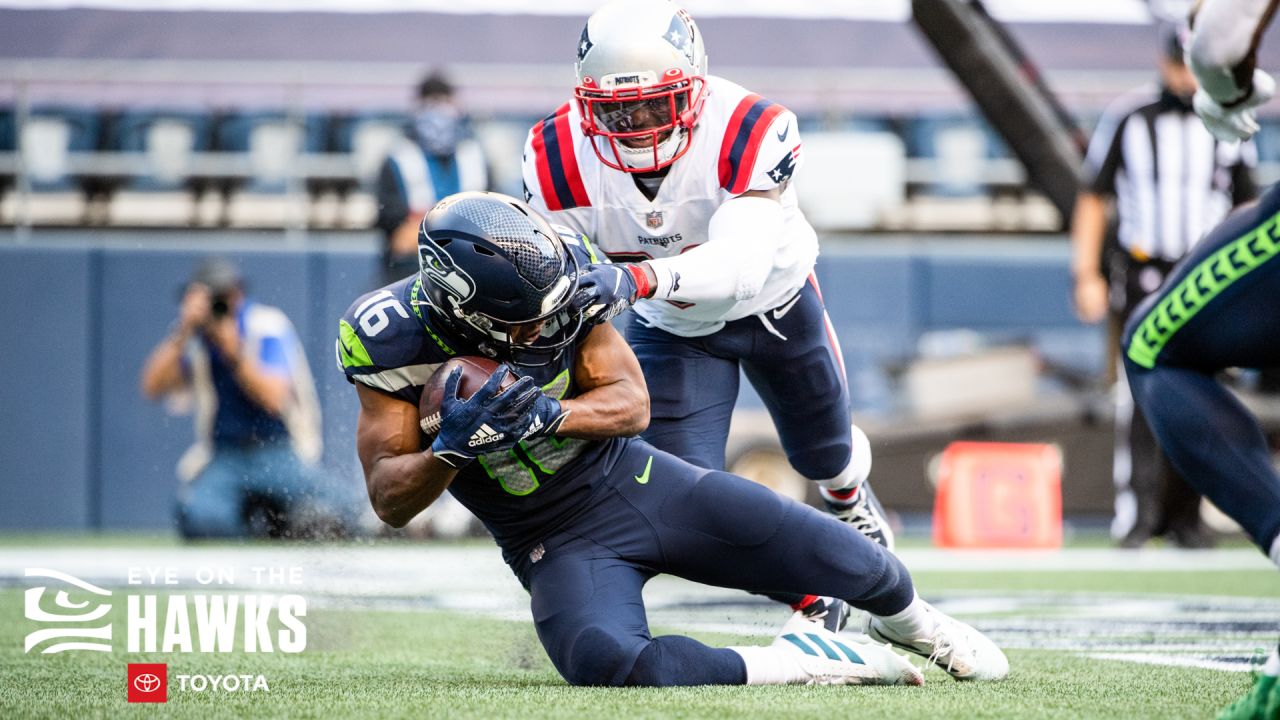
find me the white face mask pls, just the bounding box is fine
[414,105,462,156]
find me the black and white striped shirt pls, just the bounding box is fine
[1083,85,1257,262]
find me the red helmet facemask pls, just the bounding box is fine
[574,71,707,173]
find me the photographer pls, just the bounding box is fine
[140,258,352,539]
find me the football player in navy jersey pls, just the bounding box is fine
[337,191,1007,688]
[1120,1,1280,716]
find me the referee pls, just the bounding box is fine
[1070,24,1257,549]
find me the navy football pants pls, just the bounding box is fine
[626,277,853,481]
[511,440,914,687]
[1123,183,1280,554]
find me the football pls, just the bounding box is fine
[418,356,516,445]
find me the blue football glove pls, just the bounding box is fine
[430,365,540,468]
[571,263,639,325]
[517,388,570,441]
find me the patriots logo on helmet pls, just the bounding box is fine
[419,242,476,305]
[577,26,594,62]
[664,12,694,65]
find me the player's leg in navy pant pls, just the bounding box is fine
[1123,184,1280,557]
[521,443,915,687]
[627,313,821,609]
[522,505,746,686]
[625,314,739,471]
[613,445,915,617]
[741,279,853,481]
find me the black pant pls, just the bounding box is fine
[1110,252,1206,544]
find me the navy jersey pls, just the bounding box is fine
[336,234,629,563]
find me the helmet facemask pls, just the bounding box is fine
[447,254,583,368]
[575,74,706,173]
[573,1,709,173]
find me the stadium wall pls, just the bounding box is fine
[0,231,1099,531]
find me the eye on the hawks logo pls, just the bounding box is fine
[23,568,113,654]
[128,663,168,703]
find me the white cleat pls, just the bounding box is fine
[864,601,1009,682]
[774,613,923,686]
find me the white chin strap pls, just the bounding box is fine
[614,127,688,170]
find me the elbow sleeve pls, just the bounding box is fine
[647,195,783,303]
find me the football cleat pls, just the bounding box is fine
[1217,672,1280,720]
[773,613,923,686]
[864,601,1009,682]
[822,482,896,551]
[797,596,851,634]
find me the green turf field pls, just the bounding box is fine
[3,545,1277,720]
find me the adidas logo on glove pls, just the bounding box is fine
[521,415,544,440]
[466,424,506,448]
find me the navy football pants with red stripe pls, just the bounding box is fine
[625,279,853,483]
[509,440,914,687]
[625,279,854,609]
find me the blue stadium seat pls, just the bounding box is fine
[0,107,15,152]
[111,110,212,191]
[0,107,14,194]
[327,111,410,186]
[903,113,999,197]
[22,107,100,192]
[214,111,328,193]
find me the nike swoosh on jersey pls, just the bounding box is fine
[776,122,790,143]
[634,456,653,485]
[772,294,802,320]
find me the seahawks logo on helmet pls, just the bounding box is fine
[419,242,476,306]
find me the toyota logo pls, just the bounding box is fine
[133,674,161,693]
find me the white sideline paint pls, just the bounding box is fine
[2,544,1275,674]
[1088,653,1259,673]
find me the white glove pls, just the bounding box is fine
[1193,69,1276,142]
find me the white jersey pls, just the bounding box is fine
[521,75,819,337]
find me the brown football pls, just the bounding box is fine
[418,356,517,446]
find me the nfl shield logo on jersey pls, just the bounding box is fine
[645,210,664,229]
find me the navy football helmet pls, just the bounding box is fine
[415,191,583,366]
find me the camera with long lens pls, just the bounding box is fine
[209,295,231,318]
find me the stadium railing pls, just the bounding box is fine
[3,58,1274,233]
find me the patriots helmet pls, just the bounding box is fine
[415,191,583,366]
[574,0,709,173]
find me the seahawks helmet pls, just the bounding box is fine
[574,0,709,173]
[415,192,583,366]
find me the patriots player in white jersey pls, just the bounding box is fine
[521,0,891,629]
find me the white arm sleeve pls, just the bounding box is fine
[1190,0,1277,104]
[644,195,783,304]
